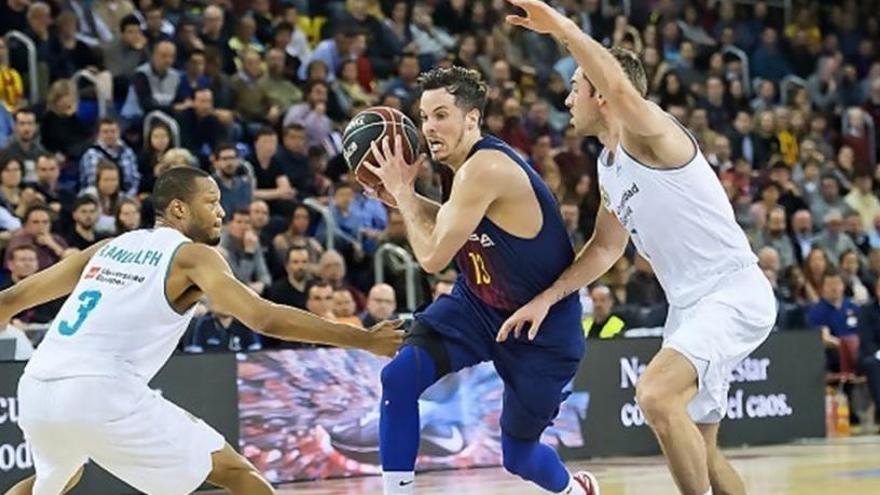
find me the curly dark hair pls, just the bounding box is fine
[418,66,488,119]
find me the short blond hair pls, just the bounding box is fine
[608,46,648,97]
[582,46,649,98]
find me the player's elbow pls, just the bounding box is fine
[420,255,448,275]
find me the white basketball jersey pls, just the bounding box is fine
[597,122,757,308]
[25,227,196,382]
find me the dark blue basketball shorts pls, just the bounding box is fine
[411,282,586,441]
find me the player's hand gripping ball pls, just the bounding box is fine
[342,106,420,207]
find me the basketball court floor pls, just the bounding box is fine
[219,436,880,494]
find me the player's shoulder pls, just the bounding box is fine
[458,148,520,183]
[172,242,225,270]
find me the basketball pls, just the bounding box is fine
[341,106,420,198]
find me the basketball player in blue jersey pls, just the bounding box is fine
[499,2,777,495]
[363,67,598,494]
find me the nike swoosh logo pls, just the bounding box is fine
[399,480,414,486]
[422,426,464,452]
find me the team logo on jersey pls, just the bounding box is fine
[85,266,101,279]
[599,185,611,211]
[468,233,495,248]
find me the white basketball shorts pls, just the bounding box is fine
[17,372,225,495]
[662,263,777,424]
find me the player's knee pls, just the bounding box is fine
[635,379,674,426]
[380,347,429,401]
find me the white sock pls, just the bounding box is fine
[703,490,713,495]
[383,471,415,495]
[558,475,586,495]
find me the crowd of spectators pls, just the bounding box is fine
[0,0,879,413]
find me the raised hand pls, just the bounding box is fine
[504,0,570,35]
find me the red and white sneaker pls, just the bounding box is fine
[572,471,601,495]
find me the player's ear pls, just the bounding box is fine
[467,108,479,130]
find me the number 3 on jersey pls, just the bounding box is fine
[58,290,102,336]
[467,252,492,285]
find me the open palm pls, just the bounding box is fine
[504,0,569,34]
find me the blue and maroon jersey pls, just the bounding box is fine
[452,135,575,312]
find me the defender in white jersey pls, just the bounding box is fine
[498,2,775,494]
[1,167,402,495]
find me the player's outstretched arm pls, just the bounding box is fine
[177,243,403,357]
[498,208,628,342]
[364,136,501,273]
[504,0,670,138]
[0,239,111,324]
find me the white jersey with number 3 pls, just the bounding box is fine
[597,124,757,308]
[25,227,196,382]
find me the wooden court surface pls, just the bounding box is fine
[247,436,880,494]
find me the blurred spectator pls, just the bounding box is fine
[815,209,860,266]
[80,160,130,235]
[318,249,366,310]
[177,87,229,163]
[183,302,263,353]
[807,57,841,114]
[41,80,93,161]
[249,127,296,213]
[297,27,355,83]
[554,124,594,187]
[757,246,781,285]
[410,1,455,66]
[333,288,363,327]
[49,10,104,82]
[560,202,585,252]
[65,195,108,250]
[791,209,817,264]
[260,47,303,115]
[275,124,314,196]
[0,38,23,113]
[219,208,272,296]
[0,104,12,149]
[5,205,70,270]
[211,143,252,218]
[0,0,29,35]
[231,48,281,129]
[582,285,625,339]
[114,197,141,233]
[268,245,312,310]
[626,254,666,308]
[0,244,62,324]
[305,280,335,319]
[1,109,47,183]
[282,80,334,149]
[32,154,75,219]
[199,5,235,75]
[102,14,149,96]
[120,39,182,120]
[857,278,880,418]
[803,247,829,304]
[383,52,420,106]
[840,249,871,305]
[808,270,860,371]
[844,210,872,256]
[79,117,140,196]
[0,158,27,218]
[360,283,396,328]
[138,122,172,194]
[272,204,324,270]
[752,28,792,83]
[141,4,173,50]
[277,6,311,73]
[177,49,209,101]
[228,16,264,64]
[845,175,880,231]
[753,206,797,270]
[810,175,850,224]
[92,0,136,40]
